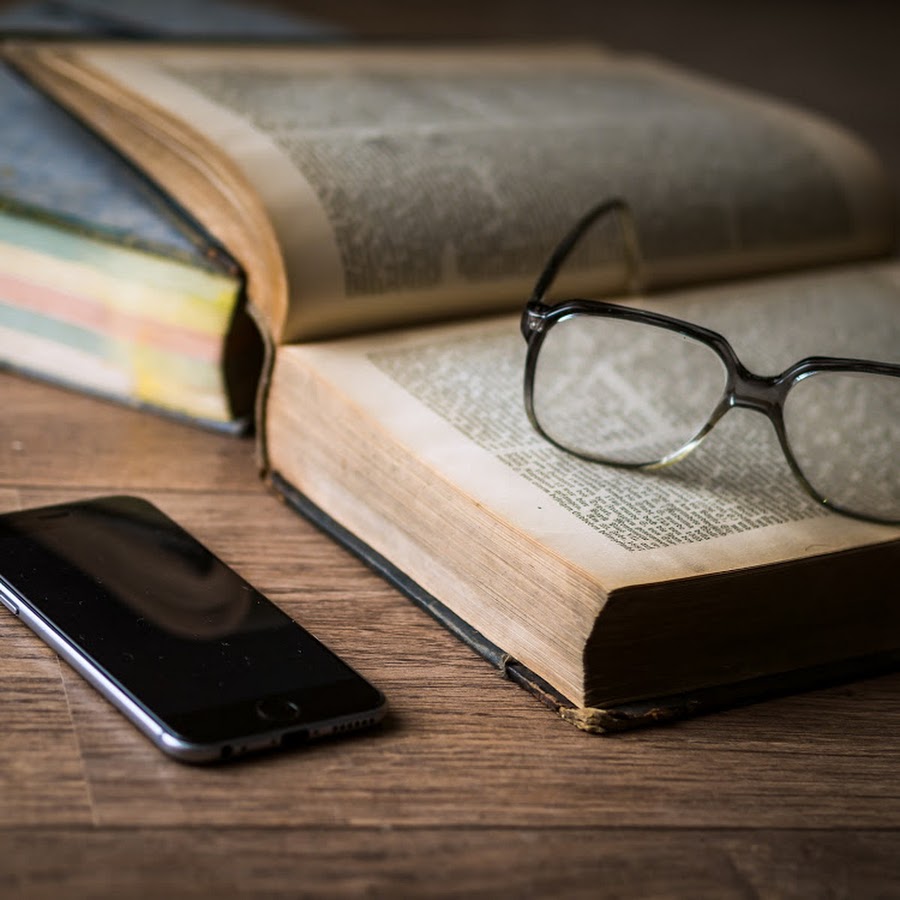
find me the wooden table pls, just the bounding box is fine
[2,2,900,896]
[4,375,900,898]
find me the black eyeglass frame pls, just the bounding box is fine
[520,198,900,524]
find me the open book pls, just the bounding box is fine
[8,42,899,730]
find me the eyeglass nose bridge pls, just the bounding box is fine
[726,366,786,420]
[697,365,796,478]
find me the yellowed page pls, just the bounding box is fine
[11,43,895,345]
[266,261,898,700]
[270,261,899,590]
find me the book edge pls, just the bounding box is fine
[269,471,900,733]
[1,359,251,435]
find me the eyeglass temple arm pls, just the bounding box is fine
[528,197,645,304]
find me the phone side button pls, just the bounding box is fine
[0,591,19,616]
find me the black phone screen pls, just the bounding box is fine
[0,496,382,746]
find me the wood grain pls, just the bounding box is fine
[1,374,258,494]
[1,828,899,898]
[2,1,899,892]
[3,398,900,888]
[0,621,93,826]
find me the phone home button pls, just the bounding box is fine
[255,697,301,723]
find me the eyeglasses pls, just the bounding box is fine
[521,198,900,524]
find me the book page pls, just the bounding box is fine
[271,262,899,592]
[13,44,894,344]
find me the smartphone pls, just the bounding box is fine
[0,495,386,763]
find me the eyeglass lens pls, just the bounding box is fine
[784,370,900,520]
[532,313,727,464]
[532,312,900,521]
